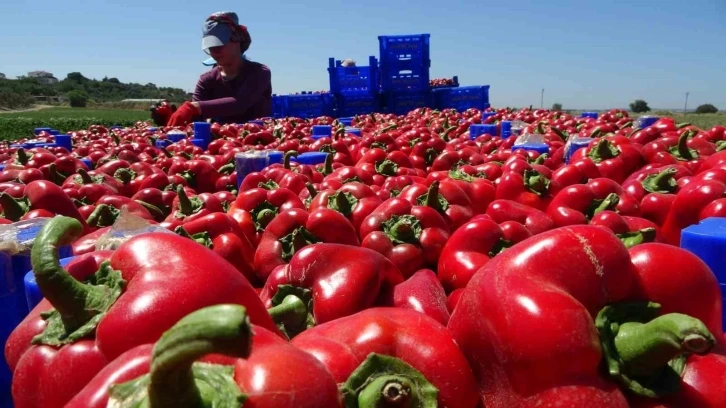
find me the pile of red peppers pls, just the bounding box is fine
[2,108,726,407]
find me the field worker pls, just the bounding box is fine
[161,12,272,127]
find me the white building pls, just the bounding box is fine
[27,70,59,84]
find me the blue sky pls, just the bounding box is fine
[1,0,724,110]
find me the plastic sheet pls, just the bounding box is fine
[94,208,173,251]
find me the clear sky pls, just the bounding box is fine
[1,0,724,110]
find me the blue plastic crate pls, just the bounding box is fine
[335,94,383,117]
[433,85,491,111]
[329,56,379,96]
[272,95,285,118]
[383,91,433,115]
[379,34,430,65]
[379,59,430,93]
[283,93,334,119]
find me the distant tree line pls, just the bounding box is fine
[0,72,188,109]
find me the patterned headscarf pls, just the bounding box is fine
[206,12,252,53]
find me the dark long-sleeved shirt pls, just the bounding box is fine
[192,60,272,124]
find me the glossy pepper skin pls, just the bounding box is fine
[253,208,360,283]
[448,225,720,408]
[399,179,474,230]
[496,167,558,212]
[6,217,281,408]
[359,197,450,278]
[570,138,643,184]
[260,244,404,338]
[546,179,640,227]
[307,181,382,232]
[164,185,224,224]
[175,212,257,284]
[660,172,726,245]
[67,305,342,408]
[486,199,555,235]
[393,269,450,326]
[168,159,220,193]
[4,249,113,408]
[438,215,531,292]
[0,180,89,228]
[427,169,496,215]
[641,130,714,173]
[227,187,306,246]
[292,307,480,408]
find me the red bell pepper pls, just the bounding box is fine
[486,199,555,235]
[448,225,722,408]
[642,130,715,173]
[307,181,382,232]
[428,168,496,215]
[399,179,474,230]
[325,165,377,187]
[393,269,450,326]
[661,172,726,245]
[168,159,220,193]
[589,210,662,248]
[260,244,404,338]
[4,147,56,170]
[67,305,342,408]
[570,138,643,184]
[61,168,122,203]
[237,171,280,192]
[429,148,484,172]
[111,162,163,196]
[130,187,172,219]
[0,180,88,227]
[292,307,480,408]
[0,167,43,184]
[175,212,257,284]
[164,185,223,224]
[496,168,558,212]
[409,137,448,171]
[546,178,641,227]
[86,195,161,226]
[550,158,602,189]
[438,215,532,292]
[359,197,450,278]
[622,165,691,201]
[5,217,280,408]
[227,187,306,245]
[254,208,359,282]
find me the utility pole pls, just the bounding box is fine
[684,92,690,113]
[541,88,544,109]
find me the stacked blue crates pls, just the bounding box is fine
[433,85,491,112]
[272,95,285,118]
[378,34,433,114]
[283,92,335,119]
[328,56,382,117]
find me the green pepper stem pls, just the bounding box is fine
[588,139,619,163]
[323,153,334,175]
[613,313,715,377]
[329,191,357,216]
[423,181,442,211]
[641,169,678,194]
[30,217,105,329]
[306,183,318,200]
[16,148,30,165]
[672,131,698,160]
[267,295,309,329]
[77,168,94,184]
[148,305,253,407]
[284,151,298,170]
[114,168,135,184]
[176,185,194,215]
[87,204,119,227]
[0,193,28,222]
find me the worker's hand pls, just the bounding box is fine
[167,101,200,127]
[150,101,177,126]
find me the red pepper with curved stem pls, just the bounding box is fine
[486,199,556,235]
[409,137,448,171]
[5,217,281,408]
[131,188,172,218]
[0,180,89,227]
[393,269,450,326]
[227,187,306,246]
[4,147,57,170]
[399,180,474,230]
[310,135,354,166]
[459,161,503,181]
[642,130,714,173]
[448,225,721,408]
[93,194,162,222]
[67,305,342,408]
[325,165,377,186]
[429,148,484,172]
[292,307,480,408]
[112,162,163,196]
[254,208,359,282]
[62,168,121,196]
[44,156,88,183]
[277,168,314,195]
[307,182,382,232]
[175,213,257,284]
[260,244,403,338]
[428,169,496,215]
[168,159,220,193]
[163,185,223,224]
[550,158,602,189]
[359,197,450,278]
[261,152,300,183]
[438,215,532,292]
[587,177,641,215]
[238,171,280,192]
[622,165,691,201]
[570,138,643,184]
[589,211,662,248]
[546,181,635,228]
[496,167,557,212]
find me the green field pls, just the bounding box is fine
[0,107,150,141]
